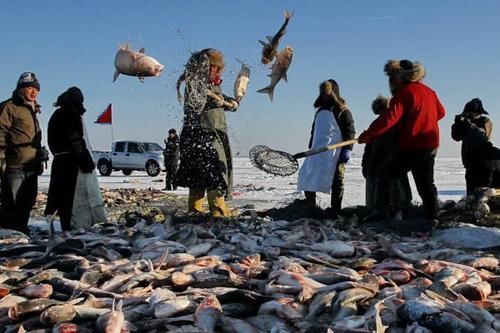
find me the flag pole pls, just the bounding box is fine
[110,103,114,145]
[111,103,114,145]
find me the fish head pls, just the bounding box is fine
[134,56,164,77]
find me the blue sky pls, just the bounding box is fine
[1,1,499,157]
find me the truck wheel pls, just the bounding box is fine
[146,160,160,177]
[122,169,133,176]
[98,160,112,176]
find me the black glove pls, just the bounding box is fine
[36,146,50,175]
[79,151,95,173]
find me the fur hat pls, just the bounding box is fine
[168,128,177,134]
[384,59,425,83]
[202,48,225,72]
[313,79,346,110]
[463,98,488,115]
[17,72,40,90]
[371,94,390,115]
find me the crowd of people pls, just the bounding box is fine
[0,53,496,234]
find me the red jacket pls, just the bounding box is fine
[360,82,445,150]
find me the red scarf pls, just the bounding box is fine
[211,74,223,86]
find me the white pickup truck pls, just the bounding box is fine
[93,141,165,177]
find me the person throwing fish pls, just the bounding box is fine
[175,48,240,217]
[358,60,446,229]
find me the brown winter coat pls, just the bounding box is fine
[0,92,42,169]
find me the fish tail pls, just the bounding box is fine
[257,86,274,101]
[284,10,294,20]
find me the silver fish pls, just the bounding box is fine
[233,62,251,102]
[194,295,222,333]
[257,46,293,101]
[259,10,293,65]
[113,44,164,83]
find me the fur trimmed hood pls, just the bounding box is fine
[384,59,425,83]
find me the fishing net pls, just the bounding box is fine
[183,51,211,113]
[249,145,298,176]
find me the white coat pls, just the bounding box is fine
[297,109,342,193]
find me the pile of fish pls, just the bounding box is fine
[437,188,500,228]
[34,189,185,222]
[1,208,499,333]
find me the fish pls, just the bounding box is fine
[220,316,260,333]
[233,61,251,102]
[40,303,76,325]
[95,299,135,333]
[154,296,192,318]
[194,295,222,333]
[113,44,164,83]
[259,10,293,65]
[305,290,337,319]
[419,312,476,333]
[8,298,62,321]
[330,287,376,321]
[257,46,293,101]
[17,284,53,299]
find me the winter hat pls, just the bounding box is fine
[384,59,425,83]
[202,48,225,72]
[53,86,84,109]
[168,128,177,134]
[313,79,346,109]
[16,72,40,90]
[371,95,390,115]
[463,98,488,115]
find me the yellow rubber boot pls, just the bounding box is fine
[207,190,239,218]
[188,189,206,214]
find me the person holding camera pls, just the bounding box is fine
[451,98,499,195]
[0,72,47,234]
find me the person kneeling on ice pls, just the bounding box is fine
[452,98,500,195]
[175,48,240,217]
[358,59,446,228]
[44,87,107,230]
[297,80,345,216]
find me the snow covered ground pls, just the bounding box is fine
[37,156,466,211]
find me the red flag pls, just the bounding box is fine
[95,104,112,124]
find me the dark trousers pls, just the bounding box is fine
[0,169,38,234]
[465,166,497,196]
[305,162,346,214]
[164,161,178,190]
[376,149,438,220]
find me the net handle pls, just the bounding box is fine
[293,139,358,159]
[206,90,235,109]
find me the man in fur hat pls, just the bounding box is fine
[358,60,446,228]
[175,48,240,217]
[0,72,46,233]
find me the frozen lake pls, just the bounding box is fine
[37,157,466,211]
